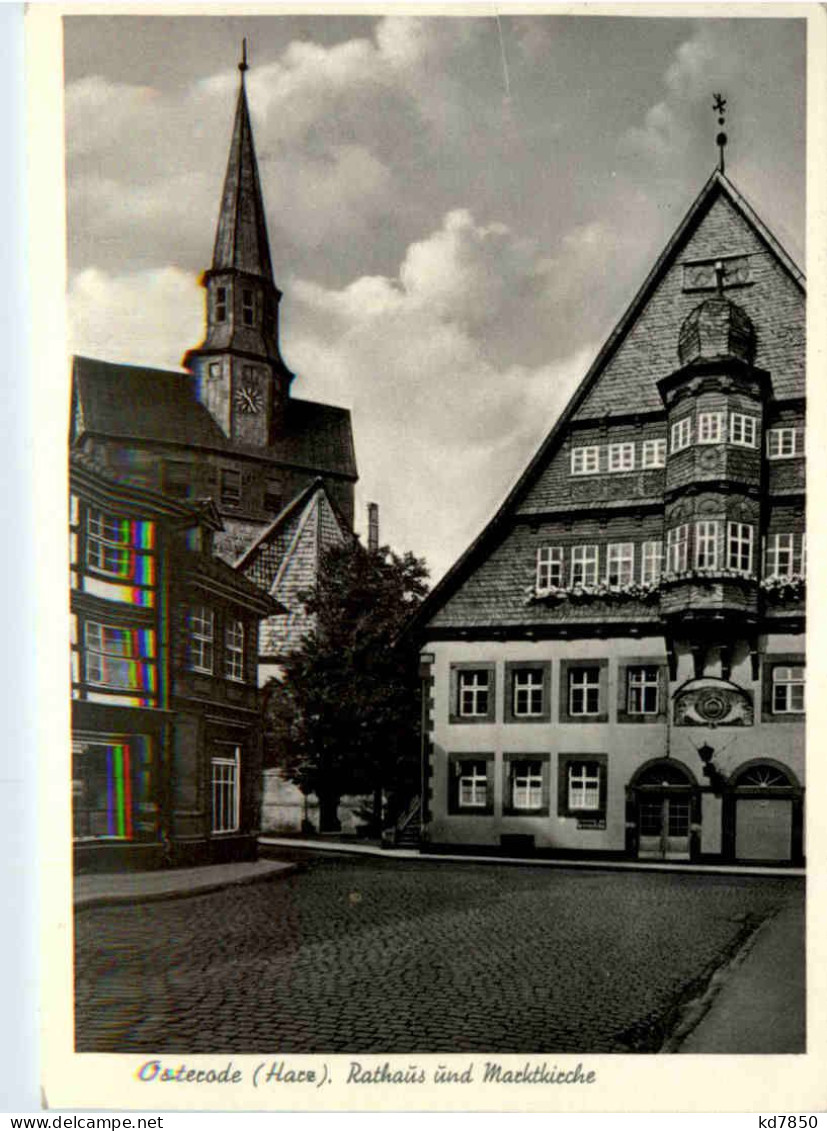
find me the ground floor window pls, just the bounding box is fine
[510,760,544,810]
[568,762,601,810]
[211,747,241,834]
[458,761,489,808]
[72,734,156,840]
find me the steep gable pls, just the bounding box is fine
[414,171,805,635]
[238,482,352,658]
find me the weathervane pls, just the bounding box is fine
[239,38,249,77]
[713,93,727,174]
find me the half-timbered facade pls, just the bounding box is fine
[413,170,805,865]
[71,455,280,871]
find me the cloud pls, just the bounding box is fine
[286,208,594,578]
[68,267,203,369]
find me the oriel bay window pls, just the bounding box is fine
[448,753,494,815]
[560,659,608,724]
[727,523,754,573]
[697,412,724,444]
[694,521,719,570]
[86,507,155,594]
[671,416,692,453]
[729,412,758,448]
[505,662,551,724]
[84,622,156,701]
[558,754,608,819]
[503,753,550,816]
[450,663,496,724]
[666,525,689,573]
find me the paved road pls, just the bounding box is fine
[74,853,802,1054]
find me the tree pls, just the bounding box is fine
[262,540,429,833]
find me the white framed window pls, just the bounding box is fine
[729,413,758,448]
[727,522,754,573]
[85,622,155,691]
[571,446,600,475]
[671,417,692,453]
[570,545,598,587]
[86,508,130,577]
[189,605,214,673]
[642,439,667,468]
[606,543,634,588]
[767,428,798,459]
[569,668,601,717]
[666,525,689,573]
[641,541,663,584]
[457,670,490,718]
[627,666,659,715]
[511,760,544,810]
[695,521,719,570]
[608,443,635,472]
[772,666,805,714]
[568,762,601,811]
[513,670,544,718]
[764,533,795,578]
[458,762,488,808]
[211,747,240,833]
[536,546,564,592]
[224,619,244,682]
[697,412,724,444]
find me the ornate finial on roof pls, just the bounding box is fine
[713,93,727,174]
[239,38,249,76]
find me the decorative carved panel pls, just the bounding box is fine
[673,678,754,727]
[682,255,751,292]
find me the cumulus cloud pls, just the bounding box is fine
[286,208,593,578]
[68,267,203,369]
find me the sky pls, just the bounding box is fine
[63,13,806,584]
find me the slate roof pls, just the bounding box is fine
[411,169,806,635]
[72,355,357,479]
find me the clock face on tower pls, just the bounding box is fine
[235,382,263,415]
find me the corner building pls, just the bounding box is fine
[414,170,805,865]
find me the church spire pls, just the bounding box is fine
[212,41,274,281]
[184,42,294,448]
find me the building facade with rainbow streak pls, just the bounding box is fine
[70,454,280,871]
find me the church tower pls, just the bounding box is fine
[184,43,293,446]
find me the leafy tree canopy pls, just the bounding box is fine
[262,540,429,828]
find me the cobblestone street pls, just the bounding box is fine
[74,854,802,1054]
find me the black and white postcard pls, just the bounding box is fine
[25,1,827,1114]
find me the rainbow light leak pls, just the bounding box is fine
[103,735,152,838]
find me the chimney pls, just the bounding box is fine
[367,502,379,552]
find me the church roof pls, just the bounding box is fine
[410,169,806,635]
[212,70,274,281]
[72,355,358,479]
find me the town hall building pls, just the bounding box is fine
[413,161,805,865]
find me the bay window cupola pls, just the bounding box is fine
[183,47,294,447]
[657,293,768,640]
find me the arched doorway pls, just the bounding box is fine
[628,760,699,861]
[725,760,803,864]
